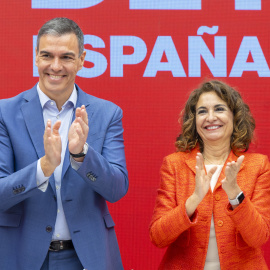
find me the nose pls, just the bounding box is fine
[206,110,217,122]
[50,57,62,71]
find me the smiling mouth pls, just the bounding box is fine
[205,125,222,130]
[48,74,65,80]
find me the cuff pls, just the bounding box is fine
[70,156,83,171]
[36,159,49,192]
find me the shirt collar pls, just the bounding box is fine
[36,83,77,109]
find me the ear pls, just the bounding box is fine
[35,47,38,66]
[78,50,86,71]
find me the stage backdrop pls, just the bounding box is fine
[1,0,270,269]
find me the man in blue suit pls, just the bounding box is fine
[0,17,128,270]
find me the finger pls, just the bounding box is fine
[70,122,85,141]
[46,119,52,129]
[195,165,200,175]
[225,164,232,178]
[52,120,61,135]
[196,156,202,170]
[226,161,238,175]
[227,162,236,172]
[236,155,245,168]
[44,119,52,138]
[75,107,82,118]
[207,166,217,179]
[195,166,204,185]
[76,116,89,135]
[80,105,88,125]
[196,153,204,170]
[225,163,238,182]
[75,127,85,141]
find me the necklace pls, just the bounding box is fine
[202,154,228,165]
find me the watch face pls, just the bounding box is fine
[237,192,245,204]
[83,142,89,154]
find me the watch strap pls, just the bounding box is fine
[229,191,245,205]
[70,142,88,158]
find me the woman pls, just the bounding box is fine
[149,80,270,269]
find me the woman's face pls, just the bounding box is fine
[195,91,234,147]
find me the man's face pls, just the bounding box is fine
[35,33,85,102]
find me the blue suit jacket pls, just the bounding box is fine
[0,84,129,270]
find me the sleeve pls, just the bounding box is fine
[0,105,42,211]
[149,156,198,248]
[225,155,270,248]
[74,106,129,203]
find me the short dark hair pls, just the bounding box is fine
[36,17,84,56]
[175,80,255,154]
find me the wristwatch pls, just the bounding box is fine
[229,191,245,205]
[70,142,89,158]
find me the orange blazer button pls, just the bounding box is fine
[217,220,224,227]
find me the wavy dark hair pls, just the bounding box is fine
[175,80,255,154]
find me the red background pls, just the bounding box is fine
[1,1,270,269]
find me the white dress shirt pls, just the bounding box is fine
[36,84,77,240]
[204,165,223,270]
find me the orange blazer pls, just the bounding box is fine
[149,148,270,269]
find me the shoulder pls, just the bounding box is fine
[76,87,124,127]
[242,152,269,164]
[77,86,122,113]
[242,152,270,171]
[0,86,37,111]
[162,149,197,171]
[164,149,197,163]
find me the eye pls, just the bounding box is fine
[62,55,74,61]
[41,54,50,58]
[215,106,226,112]
[197,109,207,115]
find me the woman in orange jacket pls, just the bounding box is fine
[149,80,270,269]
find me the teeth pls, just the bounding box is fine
[206,126,220,130]
[50,75,63,79]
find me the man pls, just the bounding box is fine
[0,17,128,270]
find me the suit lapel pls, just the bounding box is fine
[20,86,56,194]
[61,85,94,179]
[20,86,45,159]
[185,148,199,175]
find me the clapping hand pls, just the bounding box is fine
[41,119,62,177]
[221,155,244,199]
[194,153,217,201]
[186,153,217,217]
[68,105,89,160]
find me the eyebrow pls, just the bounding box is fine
[196,104,227,110]
[39,50,51,55]
[61,52,76,57]
[39,51,76,57]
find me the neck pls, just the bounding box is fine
[54,97,67,111]
[202,142,231,165]
[43,90,73,111]
[38,83,74,112]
